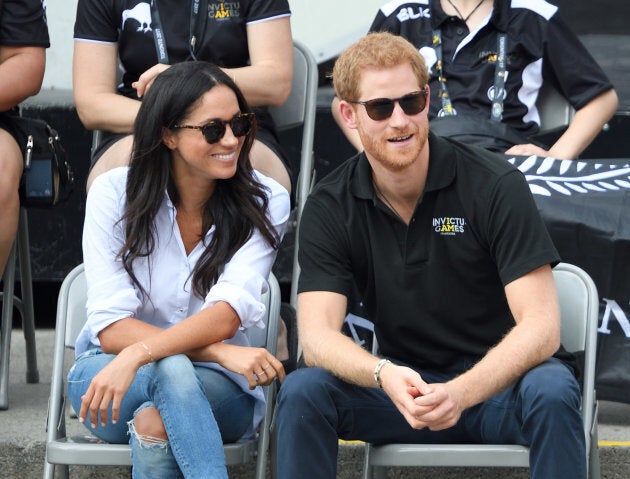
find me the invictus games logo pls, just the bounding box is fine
[209,2,241,20]
[433,216,466,235]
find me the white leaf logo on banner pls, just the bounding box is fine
[507,156,630,197]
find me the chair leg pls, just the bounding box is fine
[59,464,70,479]
[269,409,279,479]
[17,209,38,383]
[362,443,371,479]
[589,420,601,479]
[0,241,17,410]
[42,458,55,479]
[363,443,387,479]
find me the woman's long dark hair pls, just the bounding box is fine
[118,61,281,298]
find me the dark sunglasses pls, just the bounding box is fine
[346,90,428,121]
[173,113,254,144]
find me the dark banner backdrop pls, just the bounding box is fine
[512,155,630,403]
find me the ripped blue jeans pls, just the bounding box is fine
[68,347,255,479]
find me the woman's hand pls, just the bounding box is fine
[207,343,286,389]
[78,343,148,428]
[132,64,171,98]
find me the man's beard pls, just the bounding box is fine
[358,122,428,172]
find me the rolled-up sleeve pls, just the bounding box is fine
[202,175,290,329]
[79,169,141,352]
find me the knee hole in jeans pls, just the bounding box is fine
[131,406,168,444]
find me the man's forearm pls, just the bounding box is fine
[448,318,559,411]
[301,326,381,388]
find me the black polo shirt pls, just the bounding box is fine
[74,0,290,99]
[0,0,49,48]
[298,134,560,371]
[370,0,613,137]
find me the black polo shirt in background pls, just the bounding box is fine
[298,134,560,372]
[370,0,613,137]
[0,0,49,48]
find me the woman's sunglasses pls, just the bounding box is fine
[173,113,254,144]
[346,90,428,121]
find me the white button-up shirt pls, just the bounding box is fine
[77,166,290,435]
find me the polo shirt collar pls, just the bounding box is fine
[431,0,509,32]
[351,133,457,202]
[430,0,451,28]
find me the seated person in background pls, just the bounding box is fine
[69,61,290,478]
[276,32,586,479]
[73,0,293,193]
[332,0,618,160]
[0,0,48,279]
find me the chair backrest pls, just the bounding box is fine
[269,40,318,134]
[268,40,318,309]
[553,262,599,440]
[62,264,88,349]
[537,82,575,135]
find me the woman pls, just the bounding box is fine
[68,61,290,479]
[73,0,293,193]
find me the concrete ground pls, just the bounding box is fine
[2,328,630,478]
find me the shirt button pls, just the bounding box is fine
[456,27,465,35]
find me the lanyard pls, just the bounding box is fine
[432,29,507,121]
[150,0,206,64]
[490,32,507,121]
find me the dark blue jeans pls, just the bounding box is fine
[275,358,585,479]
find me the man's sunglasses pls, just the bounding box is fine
[173,113,255,144]
[346,90,428,121]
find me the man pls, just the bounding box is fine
[332,0,618,159]
[0,0,49,278]
[275,32,585,479]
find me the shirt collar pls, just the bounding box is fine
[351,133,457,202]
[431,0,509,32]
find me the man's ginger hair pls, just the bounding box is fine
[332,31,429,101]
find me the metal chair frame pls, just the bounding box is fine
[0,207,39,409]
[267,40,318,309]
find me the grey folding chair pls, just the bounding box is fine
[537,82,576,135]
[363,262,601,479]
[0,207,39,410]
[44,263,282,479]
[268,40,318,309]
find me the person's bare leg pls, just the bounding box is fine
[250,139,291,194]
[0,130,23,275]
[276,316,289,362]
[86,135,134,191]
[133,406,168,441]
